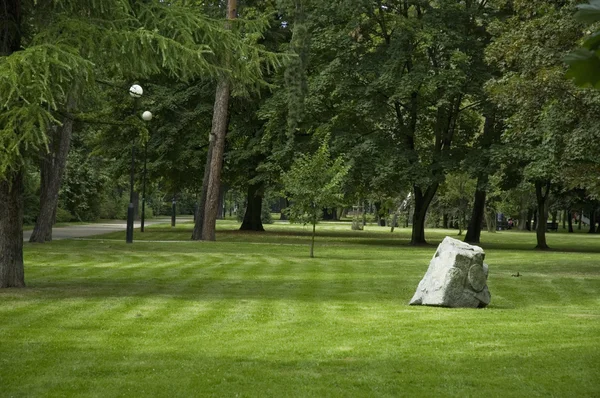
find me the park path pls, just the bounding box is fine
[23,218,174,241]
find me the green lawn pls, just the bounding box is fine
[1,222,599,397]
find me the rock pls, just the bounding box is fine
[409,236,491,308]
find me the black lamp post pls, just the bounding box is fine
[140,110,152,233]
[171,197,176,227]
[125,84,144,243]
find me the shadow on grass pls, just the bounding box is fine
[11,274,412,302]
[103,227,600,253]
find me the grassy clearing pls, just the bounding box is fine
[1,221,599,397]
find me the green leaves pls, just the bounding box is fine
[566,1,600,87]
[281,138,349,226]
[565,48,600,88]
[574,0,600,23]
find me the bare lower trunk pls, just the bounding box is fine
[201,79,231,241]
[518,209,528,231]
[535,181,550,250]
[30,115,75,242]
[194,0,235,241]
[279,198,289,220]
[484,208,496,233]
[1,0,25,287]
[465,186,486,243]
[240,183,265,231]
[192,140,213,240]
[588,209,596,234]
[568,209,574,233]
[0,171,25,288]
[410,184,438,245]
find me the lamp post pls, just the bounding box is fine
[140,110,152,233]
[171,197,176,227]
[126,84,143,244]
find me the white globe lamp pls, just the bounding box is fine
[142,111,153,121]
[129,84,143,98]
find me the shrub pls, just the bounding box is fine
[55,207,74,223]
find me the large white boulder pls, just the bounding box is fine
[409,236,491,308]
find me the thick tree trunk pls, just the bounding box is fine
[192,141,212,240]
[0,171,25,288]
[1,1,25,288]
[194,0,236,241]
[240,183,265,231]
[410,184,438,245]
[442,213,449,229]
[465,185,486,243]
[30,111,75,242]
[201,79,231,241]
[534,181,550,250]
[568,209,574,233]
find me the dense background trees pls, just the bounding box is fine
[3,0,600,287]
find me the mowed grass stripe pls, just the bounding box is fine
[2,223,599,396]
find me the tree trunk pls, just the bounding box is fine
[0,171,25,288]
[240,183,265,231]
[568,209,574,233]
[534,181,550,250]
[442,213,449,229]
[132,191,140,220]
[194,0,236,241]
[201,79,231,241]
[563,209,567,230]
[578,210,583,230]
[279,198,289,220]
[217,188,226,220]
[465,185,486,243]
[588,209,596,234]
[30,109,75,242]
[410,184,438,245]
[518,209,527,231]
[0,1,25,287]
[192,140,212,240]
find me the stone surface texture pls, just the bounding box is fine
[409,236,491,308]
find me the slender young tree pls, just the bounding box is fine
[281,139,349,258]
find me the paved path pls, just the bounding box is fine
[23,218,176,241]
